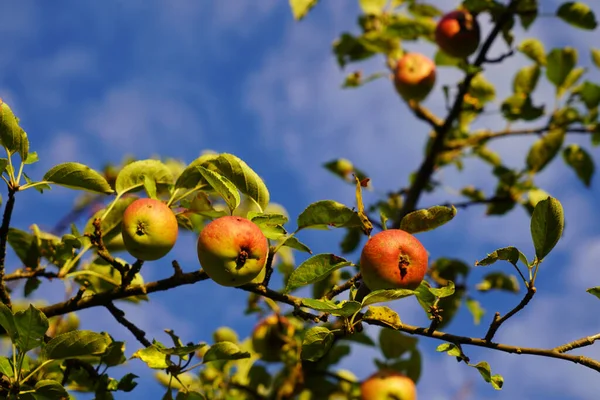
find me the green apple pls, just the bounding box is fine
[121,198,178,261]
[435,9,481,59]
[197,216,269,287]
[360,229,428,291]
[360,370,416,400]
[393,53,436,102]
[213,326,239,344]
[251,314,294,362]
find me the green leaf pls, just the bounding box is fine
[203,341,250,363]
[563,144,594,186]
[470,361,504,390]
[408,2,442,17]
[526,128,566,173]
[43,162,114,194]
[176,392,206,400]
[285,254,352,293]
[530,196,564,261]
[209,153,270,211]
[281,236,312,254]
[380,328,417,359]
[0,303,17,341]
[556,2,597,30]
[301,326,334,362]
[591,48,600,68]
[586,287,600,299]
[576,81,600,109]
[466,297,485,325]
[23,152,38,165]
[0,356,12,377]
[428,281,455,298]
[513,64,540,94]
[362,305,402,330]
[558,67,586,98]
[359,0,387,15]
[14,304,49,352]
[132,344,169,369]
[7,227,41,269]
[469,73,496,104]
[475,246,525,267]
[399,205,456,233]
[117,373,138,392]
[159,343,206,357]
[546,47,577,88]
[361,288,415,307]
[301,299,361,317]
[414,280,436,315]
[436,342,462,358]
[297,200,363,230]
[501,94,545,122]
[289,0,319,20]
[0,100,28,159]
[34,380,69,399]
[476,272,520,293]
[44,330,110,360]
[518,38,546,65]
[115,159,174,195]
[250,213,288,226]
[196,166,240,213]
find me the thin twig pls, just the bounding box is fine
[553,333,600,354]
[105,301,152,348]
[261,249,276,288]
[364,318,600,373]
[4,268,59,281]
[484,286,536,342]
[0,188,16,308]
[323,272,361,300]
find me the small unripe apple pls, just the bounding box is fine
[121,198,178,261]
[361,370,416,400]
[251,314,295,362]
[197,216,269,287]
[213,326,238,344]
[393,53,436,102]
[359,229,428,291]
[435,9,480,59]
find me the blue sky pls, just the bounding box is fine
[2,0,600,399]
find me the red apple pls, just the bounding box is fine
[359,229,428,291]
[393,53,436,102]
[121,198,178,261]
[435,9,480,59]
[197,216,269,287]
[251,314,295,362]
[361,370,417,400]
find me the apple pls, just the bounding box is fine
[393,53,436,102]
[251,314,294,362]
[360,370,416,400]
[121,198,178,261]
[213,326,238,344]
[197,216,269,287]
[359,229,428,291]
[435,9,480,59]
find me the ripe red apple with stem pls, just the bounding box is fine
[393,53,436,102]
[197,216,269,287]
[251,314,295,362]
[359,229,428,291]
[435,9,480,59]
[360,370,417,400]
[121,198,178,261]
